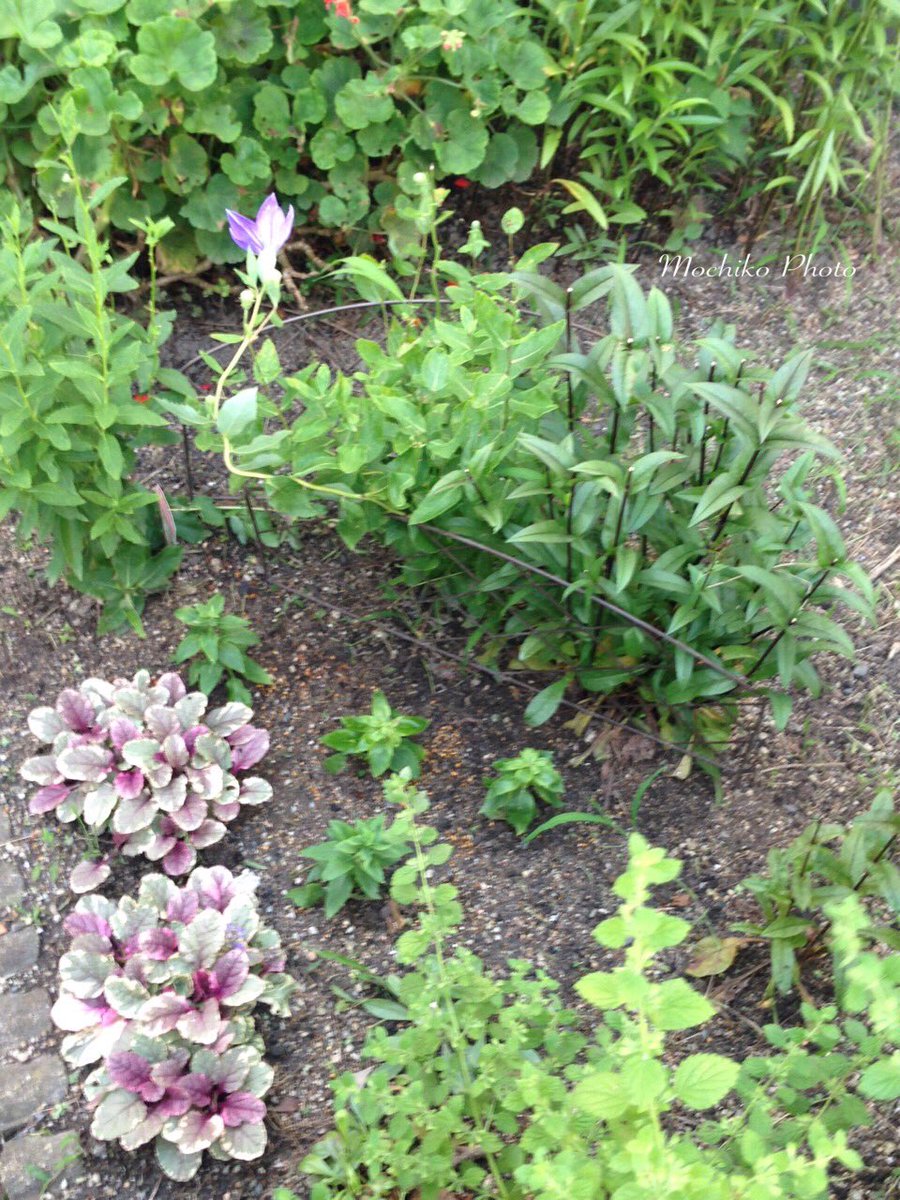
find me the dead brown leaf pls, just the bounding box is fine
[685,935,748,977]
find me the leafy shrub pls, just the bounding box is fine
[0,0,555,265]
[733,787,898,994]
[173,593,273,704]
[1,0,891,262]
[212,251,873,761]
[52,864,296,1180]
[321,692,429,778]
[0,121,191,632]
[545,0,896,254]
[481,747,564,834]
[288,804,415,918]
[300,786,899,1200]
[20,670,271,892]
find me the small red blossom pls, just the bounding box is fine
[324,0,359,22]
[453,178,472,190]
[133,393,150,404]
[200,383,212,393]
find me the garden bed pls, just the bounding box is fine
[0,210,898,1198]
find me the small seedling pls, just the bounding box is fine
[173,592,272,702]
[288,809,414,917]
[480,748,565,835]
[321,691,429,778]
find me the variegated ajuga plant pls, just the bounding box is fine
[20,671,271,892]
[53,865,295,1180]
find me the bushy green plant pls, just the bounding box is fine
[321,692,429,778]
[481,748,564,834]
[541,0,896,255]
[0,108,191,632]
[205,242,873,762]
[288,797,416,917]
[0,0,556,266]
[297,790,898,1200]
[733,787,898,994]
[173,593,273,704]
[3,0,891,264]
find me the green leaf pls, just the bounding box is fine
[98,434,124,479]
[858,1054,900,1101]
[217,387,258,438]
[572,1071,629,1120]
[649,978,716,1030]
[335,75,395,130]
[435,110,489,174]
[524,678,569,726]
[673,1053,740,1110]
[129,17,217,91]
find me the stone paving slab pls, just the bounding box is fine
[0,987,51,1051]
[0,1130,81,1200]
[0,860,25,913]
[0,926,40,979]
[0,1054,68,1135]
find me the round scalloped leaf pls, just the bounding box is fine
[129,17,218,92]
[434,110,490,175]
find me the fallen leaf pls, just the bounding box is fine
[685,935,747,977]
[272,1096,301,1114]
[672,753,693,780]
[384,899,406,935]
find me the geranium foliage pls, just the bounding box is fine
[53,865,296,1180]
[21,670,271,891]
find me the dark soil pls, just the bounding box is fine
[0,185,898,1200]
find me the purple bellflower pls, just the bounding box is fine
[225,194,294,283]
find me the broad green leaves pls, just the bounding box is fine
[673,1054,740,1109]
[130,18,217,91]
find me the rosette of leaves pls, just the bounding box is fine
[321,691,429,778]
[288,810,415,917]
[480,748,564,835]
[20,671,271,892]
[52,865,296,1180]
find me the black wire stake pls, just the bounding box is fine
[243,486,270,581]
[181,424,195,500]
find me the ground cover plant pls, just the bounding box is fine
[52,864,296,1180]
[20,670,271,891]
[294,779,899,1200]
[0,0,893,267]
[0,3,896,1196]
[195,207,875,763]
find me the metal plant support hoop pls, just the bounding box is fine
[172,295,770,772]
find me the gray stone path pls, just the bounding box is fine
[0,818,82,1197]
